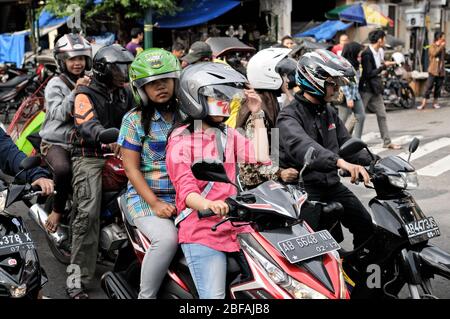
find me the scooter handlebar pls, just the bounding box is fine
[198,209,216,219]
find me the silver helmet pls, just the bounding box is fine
[53,33,92,72]
[177,62,248,119]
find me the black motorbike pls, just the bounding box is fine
[0,156,48,299]
[311,137,450,299]
[382,66,415,110]
[27,129,128,266]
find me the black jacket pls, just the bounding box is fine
[359,46,387,95]
[72,78,133,157]
[276,94,373,187]
[0,127,49,182]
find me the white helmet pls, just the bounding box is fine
[392,52,405,66]
[246,47,292,90]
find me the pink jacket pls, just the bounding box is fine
[166,125,260,252]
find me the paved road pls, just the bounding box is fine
[3,101,450,299]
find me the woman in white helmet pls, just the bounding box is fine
[39,33,92,233]
[236,47,299,189]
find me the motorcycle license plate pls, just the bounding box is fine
[0,233,35,256]
[403,217,440,245]
[277,230,341,264]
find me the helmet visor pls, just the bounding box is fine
[326,75,354,88]
[199,84,245,117]
[109,63,131,86]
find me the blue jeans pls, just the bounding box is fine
[338,98,366,139]
[181,243,227,299]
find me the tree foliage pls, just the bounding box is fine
[43,0,179,43]
[44,0,178,20]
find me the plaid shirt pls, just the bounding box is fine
[340,70,361,102]
[340,81,361,102]
[118,109,175,220]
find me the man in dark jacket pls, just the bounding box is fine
[277,49,374,249]
[0,127,54,194]
[67,44,134,299]
[359,29,400,149]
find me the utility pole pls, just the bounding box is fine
[144,8,153,49]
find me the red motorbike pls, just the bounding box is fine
[100,130,349,299]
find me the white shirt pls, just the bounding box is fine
[369,45,384,69]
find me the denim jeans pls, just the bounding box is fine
[181,243,227,299]
[338,99,366,139]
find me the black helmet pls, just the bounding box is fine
[92,44,134,87]
[295,49,355,97]
[178,62,247,119]
[53,33,92,72]
[275,57,297,89]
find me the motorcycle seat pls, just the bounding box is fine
[0,74,31,89]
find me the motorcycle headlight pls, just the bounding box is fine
[0,189,8,212]
[401,171,419,189]
[388,172,419,190]
[388,175,407,189]
[240,239,328,299]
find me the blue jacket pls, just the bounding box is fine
[0,127,49,182]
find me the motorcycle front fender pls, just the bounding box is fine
[416,245,450,280]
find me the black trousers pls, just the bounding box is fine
[305,182,373,249]
[424,75,444,99]
[44,145,72,215]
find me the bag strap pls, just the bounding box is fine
[174,181,215,227]
[59,74,75,91]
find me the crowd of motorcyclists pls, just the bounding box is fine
[0,28,427,299]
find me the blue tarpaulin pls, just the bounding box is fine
[156,0,240,28]
[294,20,353,42]
[0,33,26,66]
[38,10,68,29]
[92,32,115,45]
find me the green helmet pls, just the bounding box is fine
[129,48,181,106]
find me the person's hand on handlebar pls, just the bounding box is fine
[31,177,54,195]
[337,158,370,185]
[205,200,229,217]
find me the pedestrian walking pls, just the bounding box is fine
[359,30,400,149]
[418,31,446,110]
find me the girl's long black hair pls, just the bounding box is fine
[137,96,179,139]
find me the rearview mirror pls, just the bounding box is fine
[191,159,231,184]
[339,138,367,158]
[409,137,420,154]
[19,156,41,171]
[99,128,120,145]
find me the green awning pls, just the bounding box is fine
[325,4,353,20]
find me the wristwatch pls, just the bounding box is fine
[251,110,265,120]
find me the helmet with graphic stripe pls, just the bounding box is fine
[295,49,355,98]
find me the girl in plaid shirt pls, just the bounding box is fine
[118,49,182,299]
